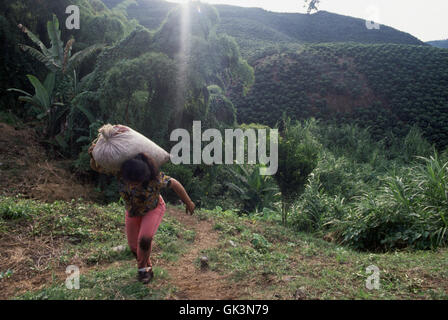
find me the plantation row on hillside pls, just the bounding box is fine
[121,0,425,60]
[215,8,425,59]
[234,43,448,148]
[119,1,448,147]
[427,39,448,49]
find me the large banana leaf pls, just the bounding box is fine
[7,88,32,96]
[17,96,47,119]
[26,75,50,110]
[18,24,50,57]
[19,45,59,72]
[62,39,75,72]
[8,88,46,112]
[43,72,55,96]
[47,15,64,65]
[66,43,104,73]
[74,103,95,123]
[19,15,104,75]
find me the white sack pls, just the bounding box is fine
[91,124,170,174]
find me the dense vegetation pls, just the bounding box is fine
[289,121,448,251]
[1,0,448,254]
[215,7,425,59]
[234,43,448,149]
[427,39,448,49]
[121,0,425,60]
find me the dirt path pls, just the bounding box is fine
[159,207,247,300]
[0,206,249,300]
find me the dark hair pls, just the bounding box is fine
[121,153,159,188]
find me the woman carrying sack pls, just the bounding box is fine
[88,145,195,284]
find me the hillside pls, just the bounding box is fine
[427,39,448,49]
[119,0,425,59]
[117,0,448,147]
[2,0,448,301]
[233,43,448,148]
[215,6,426,59]
[2,196,447,300]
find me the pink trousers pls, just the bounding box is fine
[125,195,166,269]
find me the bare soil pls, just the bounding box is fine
[159,208,251,300]
[0,122,100,202]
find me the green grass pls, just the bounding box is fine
[17,263,172,300]
[0,196,196,299]
[2,198,447,300]
[198,207,448,300]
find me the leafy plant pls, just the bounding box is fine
[7,73,63,121]
[250,233,272,252]
[225,164,279,214]
[274,117,320,225]
[17,15,104,75]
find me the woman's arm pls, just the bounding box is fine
[169,178,195,215]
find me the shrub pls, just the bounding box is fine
[336,153,448,250]
[275,117,320,225]
[292,177,347,233]
[0,197,35,220]
[225,164,279,214]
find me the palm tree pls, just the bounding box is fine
[225,164,280,213]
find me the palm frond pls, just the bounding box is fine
[225,182,246,195]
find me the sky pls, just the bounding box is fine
[169,0,448,42]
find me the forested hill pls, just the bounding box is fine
[233,43,448,148]
[121,0,425,58]
[214,6,425,58]
[106,0,447,148]
[427,39,448,49]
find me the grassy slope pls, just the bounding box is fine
[1,197,447,300]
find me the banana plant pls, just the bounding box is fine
[17,14,104,74]
[7,73,63,121]
[8,72,95,150]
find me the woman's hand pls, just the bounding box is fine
[185,200,195,215]
[169,179,195,215]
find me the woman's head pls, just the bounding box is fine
[121,153,159,186]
